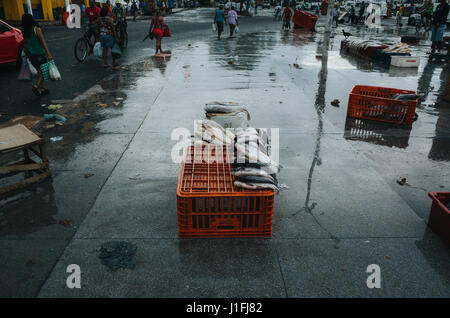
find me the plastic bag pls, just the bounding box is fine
[48,60,61,81]
[235,26,239,33]
[40,62,50,82]
[93,42,102,59]
[17,57,32,81]
[212,23,217,32]
[111,43,122,59]
[29,60,38,76]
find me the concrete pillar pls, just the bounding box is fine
[41,0,55,20]
[324,0,334,33]
[26,0,33,15]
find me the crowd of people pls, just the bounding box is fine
[18,0,450,97]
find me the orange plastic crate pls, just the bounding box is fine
[177,146,275,238]
[347,85,418,125]
[428,192,450,247]
[293,9,318,29]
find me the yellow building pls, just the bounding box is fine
[0,0,90,21]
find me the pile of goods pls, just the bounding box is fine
[204,101,250,128]
[383,42,412,54]
[193,119,285,193]
[191,102,285,193]
[341,39,416,66]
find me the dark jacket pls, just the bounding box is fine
[433,2,450,25]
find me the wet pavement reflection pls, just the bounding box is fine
[1,16,450,297]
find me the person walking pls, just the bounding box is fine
[131,0,138,21]
[254,1,258,15]
[430,0,450,54]
[97,6,119,68]
[149,10,171,55]
[214,4,225,40]
[281,5,292,30]
[333,7,339,28]
[227,6,238,37]
[21,13,53,96]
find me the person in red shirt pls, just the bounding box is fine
[282,6,292,30]
[84,0,101,42]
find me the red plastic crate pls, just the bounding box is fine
[293,10,318,29]
[428,192,450,247]
[177,146,275,238]
[347,85,418,125]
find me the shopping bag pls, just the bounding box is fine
[111,43,122,59]
[40,61,50,82]
[162,24,171,37]
[235,26,239,33]
[48,60,61,81]
[17,57,32,81]
[212,23,217,32]
[29,60,38,76]
[93,42,102,59]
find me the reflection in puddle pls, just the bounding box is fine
[0,179,57,237]
[209,32,277,71]
[344,117,412,148]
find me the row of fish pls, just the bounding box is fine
[204,101,251,121]
[196,102,285,193]
[383,42,411,54]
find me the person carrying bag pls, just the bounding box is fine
[21,13,54,96]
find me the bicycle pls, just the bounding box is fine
[115,20,128,49]
[74,24,96,62]
[415,12,432,33]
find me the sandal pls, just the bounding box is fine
[32,86,42,96]
[40,88,50,96]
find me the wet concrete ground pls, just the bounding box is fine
[1,9,449,297]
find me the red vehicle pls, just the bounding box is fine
[0,19,24,65]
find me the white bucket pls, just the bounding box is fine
[391,56,420,68]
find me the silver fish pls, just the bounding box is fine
[233,167,273,177]
[205,105,251,121]
[236,175,278,185]
[234,180,280,193]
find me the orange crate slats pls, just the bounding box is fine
[177,146,275,238]
[347,85,417,125]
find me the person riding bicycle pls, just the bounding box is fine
[84,0,101,43]
[112,0,127,42]
[420,0,434,26]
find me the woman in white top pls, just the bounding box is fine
[227,6,238,37]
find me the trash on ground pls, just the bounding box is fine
[99,241,137,272]
[97,103,108,108]
[84,173,94,178]
[25,259,38,266]
[58,219,73,227]
[47,104,63,110]
[50,136,63,142]
[293,63,301,69]
[331,99,340,107]
[43,114,67,124]
[396,177,409,186]
[128,174,141,180]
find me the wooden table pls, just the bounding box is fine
[0,124,51,194]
